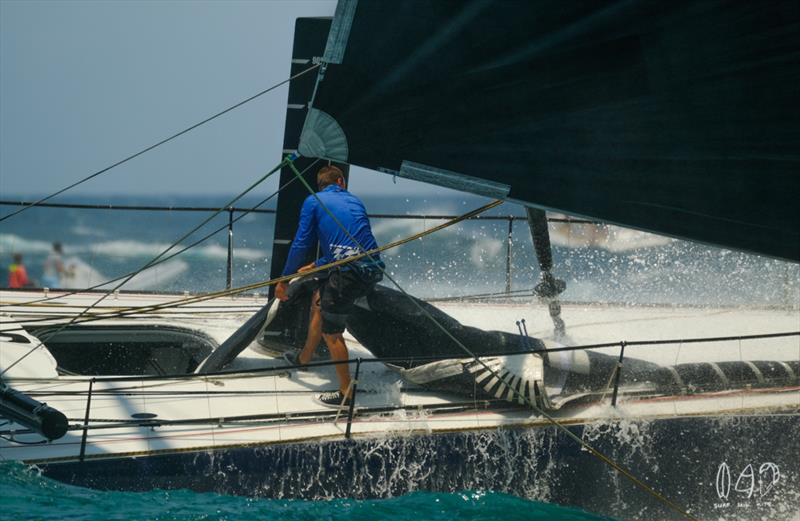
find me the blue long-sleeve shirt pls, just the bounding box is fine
[281,185,381,276]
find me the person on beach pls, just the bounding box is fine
[275,165,384,408]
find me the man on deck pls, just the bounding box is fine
[275,165,384,407]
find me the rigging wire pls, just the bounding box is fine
[0,198,505,333]
[0,63,321,224]
[284,161,701,521]
[3,307,263,329]
[15,330,799,393]
[429,287,538,302]
[0,156,296,378]
[20,367,796,398]
[0,169,307,309]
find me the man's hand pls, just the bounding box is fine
[275,281,289,302]
[277,263,315,301]
[298,262,316,273]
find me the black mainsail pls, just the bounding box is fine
[297,0,800,261]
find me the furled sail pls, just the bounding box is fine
[299,0,800,261]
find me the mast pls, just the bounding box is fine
[269,17,349,297]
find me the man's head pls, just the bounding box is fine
[53,242,63,254]
[317,165,346,191]
[13,253,23,264]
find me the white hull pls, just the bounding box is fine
[1,289,798,520]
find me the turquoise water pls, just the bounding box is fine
[0,462,615,521]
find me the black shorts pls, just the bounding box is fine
[319,268,380,334]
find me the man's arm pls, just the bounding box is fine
[276,197,319,302]
[281,196,319,277]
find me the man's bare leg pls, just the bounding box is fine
[298,290,322,365]
[322,332,352,397]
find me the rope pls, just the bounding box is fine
[430,287,539,302]
[0,156,293,377]
[0,63,321,223]
[1,198,505,332]
[13,334,800,386]
[285,162,700,521]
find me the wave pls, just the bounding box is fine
[0,235,53,254]
[0,235,267,261]
[548,219,672,252]
[191,243,267,261]
[372,218,460,259]
[84,240,268,260]
[60,256,188,291]
[470,237,504,268]
[70,224,108,238]
[373,216,672,257]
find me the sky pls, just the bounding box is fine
[0,0,447,199]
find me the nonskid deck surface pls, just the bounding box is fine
[439,300,800,365]
[0,291,800,446]
[2,288,797,382]
[3,288,797,349]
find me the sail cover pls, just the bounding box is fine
[298,0,799,261]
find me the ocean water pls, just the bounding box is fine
[0,461,615,521]
[1,192,798,308]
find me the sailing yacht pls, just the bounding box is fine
[2,3,798,520]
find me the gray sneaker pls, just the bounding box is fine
[315,390,352,408]
[282,350,310,371]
